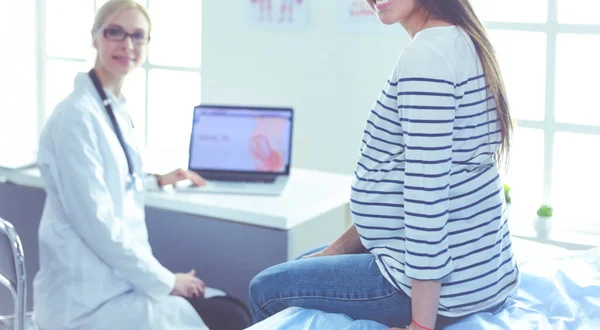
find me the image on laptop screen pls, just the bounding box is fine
[189,105,293,173]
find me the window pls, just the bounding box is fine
[557,0,600,25]
[470,0,548,23]
[487,30,547,121]
[471,0,600,234]
[40,0,202,171]
[0,0,37,154]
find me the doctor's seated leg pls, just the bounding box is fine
[188,296,252,330]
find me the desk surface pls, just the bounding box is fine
[0,167,353,230]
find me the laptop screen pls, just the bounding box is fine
[189,105,293,174]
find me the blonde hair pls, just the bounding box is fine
[91,0,152,40]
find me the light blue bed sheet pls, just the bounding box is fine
[247,248,600,330]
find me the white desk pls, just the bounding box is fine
[1,167,353,257]
[0,167,353,313]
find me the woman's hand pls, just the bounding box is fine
[301,225,365,260]
[158,168,206,187]
[301,246,341,259]
[300,249,331,260]
[171,269,206,298]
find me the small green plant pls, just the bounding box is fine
[537,205,553,217]
[503,184,511,203]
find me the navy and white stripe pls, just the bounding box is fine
[350,26,519,317]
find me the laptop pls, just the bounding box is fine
[179,104,293,196]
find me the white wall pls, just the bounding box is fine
[200,1,410,174]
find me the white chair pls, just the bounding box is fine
[0,218,36,330]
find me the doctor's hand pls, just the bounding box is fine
[158,168,206,187]
[171,269,206,299]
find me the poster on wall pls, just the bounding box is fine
[248,0,309,29]
[339,0,395,33]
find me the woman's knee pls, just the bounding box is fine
[249,266,276,309]
[249,262,298,315]
[249,270,273,322]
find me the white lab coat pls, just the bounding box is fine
[33,73,209,330]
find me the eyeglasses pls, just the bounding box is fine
[103,25,150,45]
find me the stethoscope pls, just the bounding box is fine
[88,69,144,192]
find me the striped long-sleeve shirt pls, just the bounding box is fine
[350,26,519,317]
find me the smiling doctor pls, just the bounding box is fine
[31,1,231,329]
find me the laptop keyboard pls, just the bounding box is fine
[212,179,275,185]
[206,176,276,184]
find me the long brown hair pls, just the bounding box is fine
[418,0,513,165]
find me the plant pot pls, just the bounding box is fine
[534,216,552,240]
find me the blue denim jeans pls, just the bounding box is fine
[249,246,484,329]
